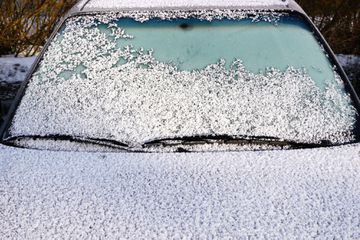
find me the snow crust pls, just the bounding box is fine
[9,13,357,146]
[79,0,290,10]
[1,143,360,238]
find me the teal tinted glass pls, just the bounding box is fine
[98,16,335,89]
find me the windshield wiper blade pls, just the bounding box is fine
[142,134,329,149]
[2,134,134,151]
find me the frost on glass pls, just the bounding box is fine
[9,11,358,146]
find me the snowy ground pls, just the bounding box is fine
[0,56,36,119]
[337,54,360,67]
[337,55,360,89]
[0,56,36,84]
[0,56,36,102]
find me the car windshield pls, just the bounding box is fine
[4,11,360,150]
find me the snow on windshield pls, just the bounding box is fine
[9,11,358,146]
[67,9,284,24]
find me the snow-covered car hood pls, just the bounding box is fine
[1,144,360,239]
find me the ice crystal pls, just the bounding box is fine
[8,13,358,148]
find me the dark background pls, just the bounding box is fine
[298,0,360,55]
[0,0,359,56]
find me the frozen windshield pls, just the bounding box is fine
[7,11,359,148]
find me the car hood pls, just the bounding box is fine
[1,144,360,239]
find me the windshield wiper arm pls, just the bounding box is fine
[2,134,134,151]
[143,134,330,149]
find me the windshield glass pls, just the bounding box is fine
[6,11,359,149]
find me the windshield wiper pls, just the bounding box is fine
[142,134,330,149]
[1,134,137,151]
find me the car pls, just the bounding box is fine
[1,0,360,238]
